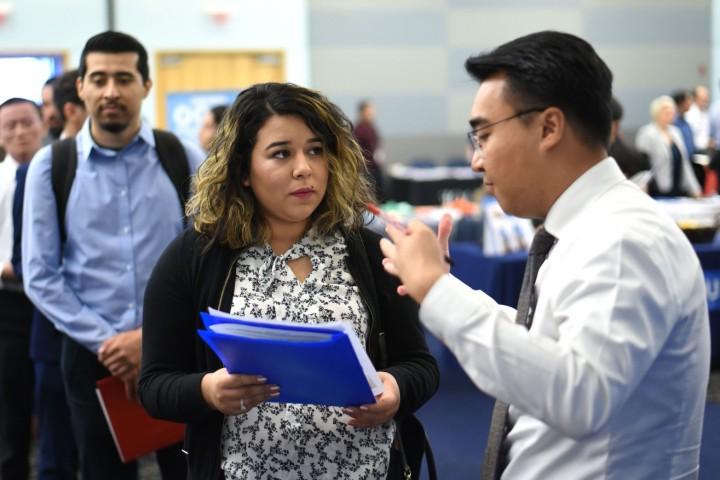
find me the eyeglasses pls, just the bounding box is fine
[466,107,547,153]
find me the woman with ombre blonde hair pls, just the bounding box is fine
[138,83,439,480]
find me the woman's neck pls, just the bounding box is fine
[268,222,310,255]
[656,121,670,132]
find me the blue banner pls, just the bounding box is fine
[705,269,720,312]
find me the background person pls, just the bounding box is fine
[672,89,705,189]
[379,31,710,479]
[10,68,86,480]
[608,96,650,179]
[353,99,384,199]
[687,84,713,154]
[0,97,44,480]
[635,95,702,197]
[40,76,63,142]
[139,82,439,479]
[53,69,87,138]
[22,31,203,480]
[198,104,227,153]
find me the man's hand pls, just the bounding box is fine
[380,218,450,303]
[98,329,142,380]
[394,213,454,296]
[343,371,400,428]
[201,368,278,416]
[1,261,15,281]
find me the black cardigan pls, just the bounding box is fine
[138,227,439,479]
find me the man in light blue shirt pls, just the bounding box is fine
[22,31,203,480]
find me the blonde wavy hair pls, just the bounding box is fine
[186,83,377,249]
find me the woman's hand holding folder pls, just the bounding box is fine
[343,371,400,428]
[200,368,280,416]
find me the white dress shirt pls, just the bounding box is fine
[0,154,20,265]
[686,103,712,151]
[421,158,710,479]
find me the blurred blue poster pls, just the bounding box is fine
[165,90,237,147]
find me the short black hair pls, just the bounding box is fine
[79,31,149,82]
[465,30,613,148]
[610,97,623,122]
[210,105,228,126]
[671,89,691,107]
[44,76,57,88]
[53,69,83,122]
[0,97,41,115]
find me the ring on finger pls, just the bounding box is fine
[240,398,246,413]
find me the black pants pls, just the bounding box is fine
[61,335,186,480]
[0,289,33,480]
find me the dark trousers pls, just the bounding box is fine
[34,361,77,480]
[0,291,34,480]
[61,336,186,480]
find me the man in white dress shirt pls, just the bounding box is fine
[380,31,710,479]
[687,85,713,154]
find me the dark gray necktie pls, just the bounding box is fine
[481,226,556,480]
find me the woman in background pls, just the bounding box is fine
[198,104,228,152]
[635,95,702,197]
[139,83,439,479]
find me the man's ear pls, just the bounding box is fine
[142,78,153,99]
[76,76,85,102]
[63,103,74,121]
[539,107,565,151]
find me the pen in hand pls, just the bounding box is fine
[367,203,454,267]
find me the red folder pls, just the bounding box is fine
[95,376,185,463]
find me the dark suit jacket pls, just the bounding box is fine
[12,163,62,362]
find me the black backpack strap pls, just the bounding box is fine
[51,138,78,244]
[152,129,191,222]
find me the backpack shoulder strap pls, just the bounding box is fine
[51,138,78,244]
[152,129,191,218]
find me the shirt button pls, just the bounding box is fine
[120,189,127,197]
[126,264,132,271]
[122,226,130,234]
[128,302,135,309]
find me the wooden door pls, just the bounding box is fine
[154,50,285,130]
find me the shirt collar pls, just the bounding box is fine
[76,118,154,163]
[544,157,627,239]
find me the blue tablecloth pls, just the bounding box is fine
[449,241,720,367]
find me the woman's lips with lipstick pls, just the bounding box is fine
[290,187,314,199]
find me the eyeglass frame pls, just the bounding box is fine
[466,107,548,153]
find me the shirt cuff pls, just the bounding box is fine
[419,274,493,344]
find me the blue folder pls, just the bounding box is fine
[198,312,378,407]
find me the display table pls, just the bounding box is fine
[449,241,720,367]
[385,165,483,205]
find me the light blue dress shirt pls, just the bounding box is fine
[22,120,203,352]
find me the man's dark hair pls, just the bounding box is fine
[210,105,228,126]
[0,97,41,116]
[610,97,623,122]
[44,76,57,88]
[671,89,691,108]
[53,69,83,122]
[465,30,613,148]
[79,31,149,82]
